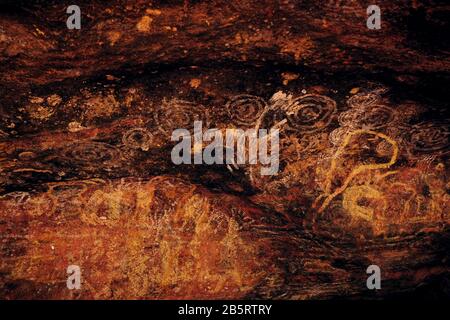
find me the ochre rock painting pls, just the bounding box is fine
[0,0,449,299]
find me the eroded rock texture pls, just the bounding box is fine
[0,0,449,299]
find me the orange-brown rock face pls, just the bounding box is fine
[0,177,284,299]
[0,0,449,300]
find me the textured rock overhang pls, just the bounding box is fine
[0,0,449,299]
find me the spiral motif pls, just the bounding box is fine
[359,105,396,129]
[225,95,267,127]
[277,94,336,133]
[329,127,351,146]
[409,122,449,155]
[338,105,395,130]
[60,141,122,167]
[122,128,153,151]
[337,109,358,128]
[154,98,209,135]
[347,92,382,109]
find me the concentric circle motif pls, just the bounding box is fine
[154,98,209,135]
[347,91,382,109]
[338,105,395,130]
[337,109,359,128]
[277,94,336,133]
[225,95,268,127]
[122,128,153,151]
[409,122,449,155]
[60,141,122,168]
[329,127,351,146]
[358,105,396,129]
